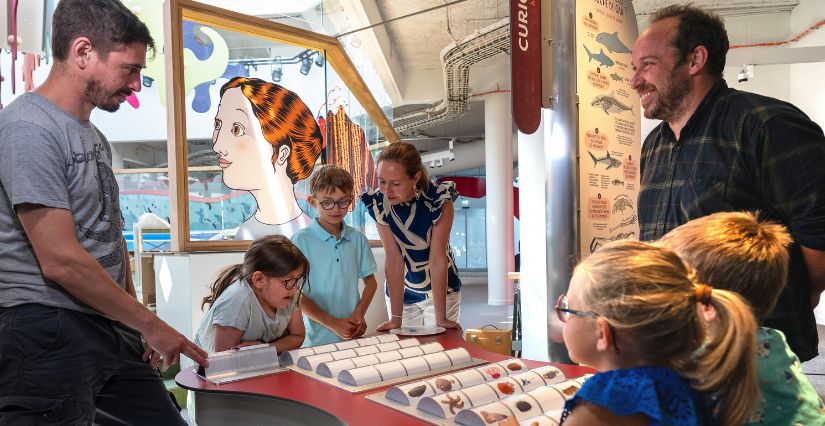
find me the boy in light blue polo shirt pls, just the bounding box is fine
[291,165,378,346]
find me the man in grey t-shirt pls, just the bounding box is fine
[0,1,207,424]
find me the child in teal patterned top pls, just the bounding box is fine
[660,211,825,425]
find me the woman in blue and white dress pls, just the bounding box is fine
[361,142,462,331]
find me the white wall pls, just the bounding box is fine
[790,0,825,128]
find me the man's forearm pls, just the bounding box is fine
[47,248,159,333]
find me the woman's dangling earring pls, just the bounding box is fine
[413,185,421,200]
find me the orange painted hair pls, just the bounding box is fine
[220,77,323,184]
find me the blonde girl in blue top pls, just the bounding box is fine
[559,240,758,426]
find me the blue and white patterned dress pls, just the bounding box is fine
[361,180,462,304]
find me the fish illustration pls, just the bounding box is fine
[591,93,632,115]
[596,31,631,54]
[506,362,523,371]
[582,44,614,67]
[588,150,622,170]
[610,72,622,81]
[612,179,624,186]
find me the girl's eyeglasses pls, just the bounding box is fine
[555,294,599,323]
[317,199,353,210]
[278,276,305,291]
[555,294,620,354]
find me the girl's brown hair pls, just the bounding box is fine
[576,240,758,425]
[220,77,323,183]
[201,235,310,310]
[376,142,429,193]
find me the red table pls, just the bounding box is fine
[177,329,593,425]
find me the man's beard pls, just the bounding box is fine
[642,65,690,123]
[86,79,127,112]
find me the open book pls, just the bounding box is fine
[196,343,286,384]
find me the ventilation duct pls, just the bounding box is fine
[393,18,510,133]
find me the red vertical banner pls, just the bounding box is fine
[510,0,542,134]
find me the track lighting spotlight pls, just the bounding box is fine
[271,58,283,82]
[300,55,312,75]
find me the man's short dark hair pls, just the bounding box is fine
[651,4,729,79]
[51,0,155,61]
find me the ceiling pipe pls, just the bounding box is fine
[393,18,510,133]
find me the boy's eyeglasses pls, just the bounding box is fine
[279,276,305,290]
[317,199,353,210]
[555,294,621,354]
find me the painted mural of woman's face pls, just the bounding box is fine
[212,87,275,191]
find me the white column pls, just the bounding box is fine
[517,111,550,361]
[110,143,124,169]
[484,92,514,306]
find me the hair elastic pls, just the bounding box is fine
[694,284,713,306]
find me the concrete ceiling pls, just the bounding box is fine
[235,0,815,156]
[340,0,811,146]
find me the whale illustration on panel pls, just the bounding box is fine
[596,31,631,54]
[591,92,632,115]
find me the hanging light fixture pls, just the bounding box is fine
[314,52,325,68]
[300,54,312,75]
[271,57,283,82]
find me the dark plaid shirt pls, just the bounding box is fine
[639,80,825,361]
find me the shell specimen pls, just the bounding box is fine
[407,385,427,397]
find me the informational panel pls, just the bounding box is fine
[575,0,640,258]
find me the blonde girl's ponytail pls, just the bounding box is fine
[683,286,759,426]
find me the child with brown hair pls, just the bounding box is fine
[659,211,825,424]
[291,165,377,346]
[194,235,307,353]
[559,240,758,426]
